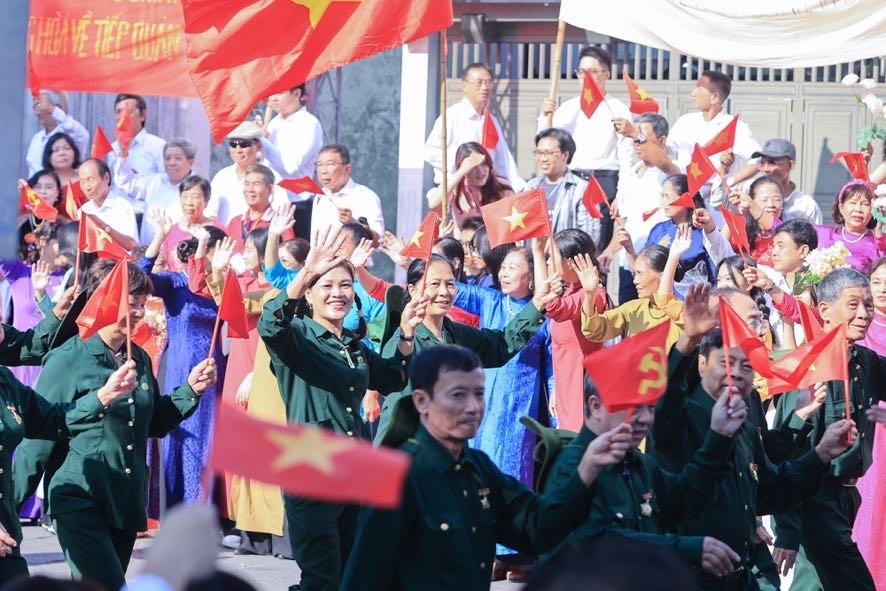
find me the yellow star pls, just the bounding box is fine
[636,87,651,100]
[408,229,424,248]
[96,227,112,246]
[582,87,595,103]
[689,162,702,179]
[289,0,363,29]
[266,427,353,475]
[502,206,528,231]
[809,362,816,373]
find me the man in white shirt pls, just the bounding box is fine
[112,138,197,245]
[311,144,385,241]
[540,46,634,254]
[751,139,823,224]
[106,94,167,219]
[424,63,526,192]
[599,113,678,304]
[78,159,138,251]
[261,84,324,187]
[25,90,90,176]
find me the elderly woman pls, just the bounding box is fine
[816,179,883,273]
[41,132,81,187]
[151,175,218,272]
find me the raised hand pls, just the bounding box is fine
[741,266,773,291]
[682,283,718,340]
[579,423,633,482]
[268,203,296,236]
[349,238,375,269]
[51,286,77,321]
[379,231,411,269]
[540,97,559,117]
[31,259,51,300]
[531,273,558,311]
[440,218,456,238]
[459,152,486,174]
[97,360,139,406]
[727,189,752,214]
[669,223,693,259]
[399,294,428,337]
[148,209,174,238]
[570,253,600,293]
[693,207,716,233]
[795,382,827,421]
[338,207,356,225]
[304,226,349,277]
[188,357,218,394]
[211,237,236,273]
[710,387,748,437]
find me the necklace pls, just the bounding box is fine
[503,295,519,319]
[840,227,868,244]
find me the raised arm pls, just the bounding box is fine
[658,223,692,299]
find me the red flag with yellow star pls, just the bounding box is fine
[687,143,718,197]
[91,125,114,160]
[583,322,670,411]
[721,206,750,255]
[830,152,870,182]
[115,109,135,156]
[766,326,847,395]
[581,175,606,219]
[400,212,440,260]
[181,0,454,142]
[481,107,500,152]
[797,298,825,341]
[701,115,738,156]
[580,70,605,118]
[279,176,324,195]
[27,51,41,98]
[218,268,251,339]
[623,70,658,114]
[19,185,58,222]
[79,214,130,260]
[641,192,696,222]
[480,188,550,248]
[76,259,130,339]
[210,403,411,508]
[60,181,88,221]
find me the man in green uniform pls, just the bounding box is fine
[652,284,855,590]
[771,268,885,591]
[542,374,745,579]
[340,344,636,591]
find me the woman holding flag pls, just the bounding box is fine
[258,226,425,591]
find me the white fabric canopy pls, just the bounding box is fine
[559,0,886,68]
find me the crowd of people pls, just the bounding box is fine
[3,43,886,591]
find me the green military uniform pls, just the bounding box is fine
[16,334,202,591]
[772,345,884,591]
[258,292,411,591]
[542,424,734,566]
[340,424,595,591]
[375,301,545,446]
[652,349,830,590]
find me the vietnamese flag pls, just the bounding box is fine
[719,296,777,378]
[76,259,130,339]
[721,206,750,255]
[702,115,739,157]
[279,177,324,195]
[481,189,550,248]
[583,322,670,412]
[642,192,696,222]
[79,214,130,260]
[581,175,607,219]
[400,212,440,260]
[60,181,89,221]
[481,107,499,152]
[687,143,718,197]
[181,0,454,142]
[115,109,135,156]
[19,185,58,222]
[209,403,410,508]
[767,326,848,395]
[623,70,658,114]
[580,70,605,118]
[798,299,825,340]
[218,268,250,339]
[27,51,40,98]
[830,152,870,182]
[91,125,114,159]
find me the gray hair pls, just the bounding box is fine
[245,163,275,187]
[40,90,67,111]
[164,137,197,160]
[817,267,870,304]
[636,113,669,139]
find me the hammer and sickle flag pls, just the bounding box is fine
[583,321,671,412]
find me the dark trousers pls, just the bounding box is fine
[573,169,618,254]
[0,548,29,586]
[699,566,755,591]
[618,267,639,305]
[55,508,137,591]
[793,483,874,591]
[284,495,359,591]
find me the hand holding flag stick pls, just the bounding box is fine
[439,29,449,226]
[207,238,249,360]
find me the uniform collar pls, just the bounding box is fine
[302,314,357,345]
[414,317,455,345]
[414,424,480,475]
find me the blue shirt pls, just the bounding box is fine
[645,221,716,285]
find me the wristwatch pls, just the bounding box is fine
[398,333,415,342]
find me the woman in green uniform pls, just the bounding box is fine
[31,260,217,591]
[258,227,425,591]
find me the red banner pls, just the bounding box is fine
[28,0,196,97]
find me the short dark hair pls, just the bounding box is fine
[578,46,613,71]
[699,327,724,358]
[114,93,148,125]
[176,226,228,264]
[27,169,62,200]
[773,219,818,250]
[582,374,600,418]
[663,174,704,210]
[832,181,876,230]
[280,237,310,266]
[81,158,112,185]
[462,62,493,80]
[288,84,307,96]
[433,236,466,280]
[635,113,669,139]
[701,70,732,101]
[246,227,269,261]
[406,255,456,291]
[244,163,275,187]
[553,228,597,261]
[340,221,372,244]
[409,345,482,397]
[85,259,153,299]
[319,144,350,165]
[535,128,577,164]
[42,132,82,172]
[179,175,211,201]
[636,244,685,284]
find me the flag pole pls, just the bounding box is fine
[207,279,226,361]
[72,249,81,293]
[623,406,635,424]
[439,29,449,227]
[546,20,566,128]
[123,261,132,361]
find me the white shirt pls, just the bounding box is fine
[668,111,760,170]
[261,107,324,187]
[783,187,823,225]
[107,128,167,213]
[615,161,670,269]
[311,178,385,239]
[111,159,188,245]
[26,107,91,176]
[206,164,288,227]
[424,98,526,192]
[80,193,138,242]
[537,93,635,174]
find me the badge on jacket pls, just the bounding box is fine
[6,405,22,425]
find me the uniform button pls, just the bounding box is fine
[738,472,742,478]
[0,468,4,474]
[128,398,134,404]
[0,445,5,451]
[98,413,104,419]
[454,464,461,471]
[347,431,354,437]
[126,444,134,451]
[744,505,748,511]
[853,376,859,382]
[0,493,3,499]
[128,421,134,427]
[440,523,449,531]
[346,407,353,413]
[616,512,624,519]
[480,562,486,569]
[861,432,866,438]
[125,468,131,474]
[340,350,346,355]
[471,526,477,533]
[349,386,355,392]
[463,490,468,497]
[401,360,406,367]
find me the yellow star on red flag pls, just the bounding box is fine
[636,87,651,100]
[689,162,703,179]
[408,229,424,248]
[290,0,363,28]
[503,206,528,231]
[266,427,353,475]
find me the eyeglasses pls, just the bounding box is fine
[465,78,494,88]
[532,150,562,159]
[228,139,254,149]
[575,68,608,77]
[316,160,344,170]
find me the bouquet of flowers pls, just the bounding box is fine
[793,241,852,295]
[842,74,885,149]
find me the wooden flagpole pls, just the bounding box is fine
[439,29,449,226]
[546,21,566,128]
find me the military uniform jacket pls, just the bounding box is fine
[543,424,735,564]
[31,335,200,532]
[340,425,595,591]
[259,291,409,440]
[651,349,828,563]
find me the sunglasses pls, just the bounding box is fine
[228,139,254,149]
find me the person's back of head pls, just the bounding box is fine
[3,575,101,591]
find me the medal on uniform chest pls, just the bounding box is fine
[6,405,22,425]
[477,487,491,510]
[749,463,759,482]
[640,491,654,517]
